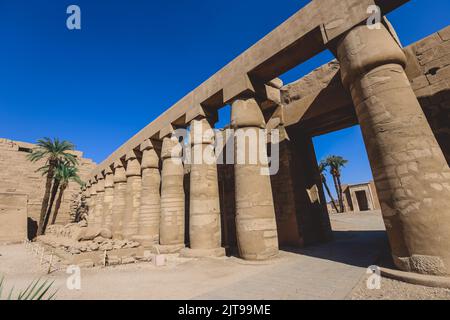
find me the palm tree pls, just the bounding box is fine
[318,161,338,213]
[325,155,348,213]
[41,165,61,233]
[27,138,78,235]
[50,164,83,226]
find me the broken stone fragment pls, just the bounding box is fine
[121,257,136,264]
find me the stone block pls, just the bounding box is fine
[0,193,27,244]
[414,33,442,55]
[438,25,450,41]
[153,254,166,267]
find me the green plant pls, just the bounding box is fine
[324,155,349,213]
[27,137,78,235]
[0,275,57,300]
[51,162,83,225]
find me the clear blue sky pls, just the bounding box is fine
[1,0,449,194]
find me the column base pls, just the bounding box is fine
[180,247,226,258]
[380,267,450,289]
[151,244,185,254]
[132,235,159,249]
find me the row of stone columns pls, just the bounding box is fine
[83,102,281,260]
[80,22,450,275]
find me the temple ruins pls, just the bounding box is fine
[3,0,449,277]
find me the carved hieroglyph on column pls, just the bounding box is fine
[133,139,161,248]
[93,174,105,228]
[181,117,225,257]
[231,97,279,260]
[111,161,127,239]
[102,167,114,230]
[337,23,450,275]
[159,134,185,252]
[123,150,142,240]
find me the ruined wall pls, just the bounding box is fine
[405,26,450,164]
[0,138,96,232]
[0,193,27,243]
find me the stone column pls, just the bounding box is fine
[159,135,185,252]
[88,180,98,227]
[231,97,279,260]
[93,175,105,228]
[181,118,225,257]
[272,127,332,247]
[111,161,127,239]
[84,183,92,222]
[102,167,114,230]
[336,24,450,275]
[122,151,142,240]
[133,140,161,248]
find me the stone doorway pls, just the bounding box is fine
[355,191,369,212]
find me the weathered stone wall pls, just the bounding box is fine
[0,193,27,243]
[0,138,96,233]
[405,26,450,164]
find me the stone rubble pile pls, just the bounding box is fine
[37,222,141,255]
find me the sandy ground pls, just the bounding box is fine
[1,211,449,300]
[349,275,450,300]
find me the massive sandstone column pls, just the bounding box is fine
[336,24,450,275]
[111,161,127,239]
[272,126,332,247]
[93,174,105,228]
[231,97,279,260]
[159,135,185,252]
[181,118,225,257]
[102,167,114,230]
[133,140,161,247]
[123,151,142,240]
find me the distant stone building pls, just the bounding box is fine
[327,181,380,214]
[0,138,96,241]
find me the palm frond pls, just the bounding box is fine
[0,276,57,300]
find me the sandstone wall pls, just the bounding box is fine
[0,193,27,243]
[405,26,450,164]
[0,138,96,235]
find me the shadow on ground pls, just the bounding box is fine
[283,230,391,268]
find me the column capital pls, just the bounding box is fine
[231,97,266,129]
[104,168,115,188]
[126,151,141,177]
[161,135,183,160]
[336,23,406,89]
[189,118,215,146]
[90,181,98,196]
[113,160,127,183]
[96,176,105,193]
